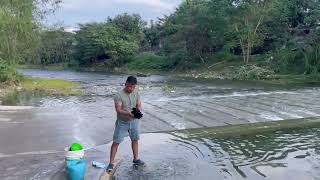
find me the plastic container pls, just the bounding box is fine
[65,143,86,180]
[66,158,86,180]
[65,147,85,160]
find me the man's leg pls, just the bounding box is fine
[131,139,139,161]
[129,119,140,161]
[129,120,144,166]
[131,138,144,166]
[109,142,120,164]
[109,120,127,166]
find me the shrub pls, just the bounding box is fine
[128,52,170,70]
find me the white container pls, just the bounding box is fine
[65,147,85,160]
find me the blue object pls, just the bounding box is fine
[92,161,107,169]
[66,159,86,180]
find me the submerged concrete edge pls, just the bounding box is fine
[163,116,320,138]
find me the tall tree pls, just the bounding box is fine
[0,0,60,64]
[229,0,282,63]
[34,28,74,65]
[156,0,230,67]
[73,13,146,67]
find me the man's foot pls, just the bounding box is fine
[106,163,114,172]
[133,159,145,167]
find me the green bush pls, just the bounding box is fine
[303,44,320,74]
[208,51,241,63]
[267,49,304,74]
[128,52,170,70]
[267,45,320,75]
[167,50,199,70]
[0,59,20,83]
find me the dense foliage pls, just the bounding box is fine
[1,0,320,82]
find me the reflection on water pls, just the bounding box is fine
[1,91,47,106]
[114,128,320,180]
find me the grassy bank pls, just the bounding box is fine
[18,63,69,71]
[20,77,83,96]
[0,76,83,103]
[76,64,320,87]
[167,60,320,86]
[18,59,320,87]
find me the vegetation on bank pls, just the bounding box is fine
[1,0,320,86]
[0,76,83,101]
[0,0,82,98]
[18,63,69,71]
[20,77,83,96]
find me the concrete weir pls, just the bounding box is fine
[0,109,319,179]
[23,117,320,180]
[1,88,320,179]
[171,116,320,138]
[96,116,320,180]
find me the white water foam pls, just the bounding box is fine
[260,113,283,121]
[153,91,298,102]
[278,111,304,118]
[296,109,320,116]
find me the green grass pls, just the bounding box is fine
[20,77,83,96]
[127,52,170,70]
[18,63,69,71]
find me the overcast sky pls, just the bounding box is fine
[46,0,182,30]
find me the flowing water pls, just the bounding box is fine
[114,127,320,180]
[1,69,320,179]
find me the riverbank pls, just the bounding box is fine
[175,68,320,86]
[18,63,69,71]
[18,62,320,87]
[92,65,320,87]
[0,76,83,103]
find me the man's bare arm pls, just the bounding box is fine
[115,101,134,118]
[136,99,142,111]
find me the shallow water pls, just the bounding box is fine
[2,69,320,180]
[114,127,320,180]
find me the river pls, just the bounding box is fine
[1,69,320,179]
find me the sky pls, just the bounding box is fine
[46,0,182,31]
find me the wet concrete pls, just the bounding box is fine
[2,117,320,180]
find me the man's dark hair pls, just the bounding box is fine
[126,76,137,85]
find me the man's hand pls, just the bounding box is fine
[131,108,143,119]
[126,111,134,118]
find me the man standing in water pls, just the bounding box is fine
[107,76,145,171]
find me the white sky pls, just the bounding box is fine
[46,0,181,28]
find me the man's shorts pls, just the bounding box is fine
[113,119,140,144]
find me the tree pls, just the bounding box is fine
[229,0,282,63]
[155,0,230,68]
[0,0,60,82]
[0,0,35,64]
[0,0,61,64]
[73,13,145,67]
[141,20,162,51]
[33,28,74,65]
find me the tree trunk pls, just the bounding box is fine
[246,41,251,64]
[240,39,246,63]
